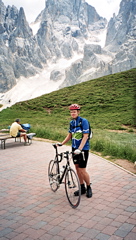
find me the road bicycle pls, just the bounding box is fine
[48,144,81,208]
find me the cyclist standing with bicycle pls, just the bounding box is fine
[60,104,92,198]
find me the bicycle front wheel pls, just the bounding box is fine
[48,160,59,192]
[65,168,81,208]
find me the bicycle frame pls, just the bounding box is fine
[53,144,71,184]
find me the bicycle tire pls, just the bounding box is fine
[65,168,81,208]
[48,160,59,192]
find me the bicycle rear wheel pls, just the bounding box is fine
[65,168,81,208]
[48,160,59,192]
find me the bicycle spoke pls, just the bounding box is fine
[65,168,81,208]
[48,160,59,192]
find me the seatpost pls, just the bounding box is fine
[63,151,69,165]
[64,151,69,159]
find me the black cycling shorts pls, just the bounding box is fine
[72,148,89,168]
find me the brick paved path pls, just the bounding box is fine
[0,140,136,240]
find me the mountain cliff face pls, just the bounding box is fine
[106,0,136,48]
[0,0,46,92]
[61,0,136,88]
[0,0,136,102]
[105,0,136,73]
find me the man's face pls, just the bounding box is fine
[70,110,79,119]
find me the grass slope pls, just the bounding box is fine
[0,68,136,162]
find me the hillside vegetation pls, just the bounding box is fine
[0,68,136,162]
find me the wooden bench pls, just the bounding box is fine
[0,131,36,149]
[0,134,21,149]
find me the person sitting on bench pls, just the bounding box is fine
[10,119,27,144]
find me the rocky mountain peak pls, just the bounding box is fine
[0,0,6,24]
[36,0,107,60]
[43,0,106,32]
[12,7,32,38]
[44,0,102,24]
[105,0,136,50]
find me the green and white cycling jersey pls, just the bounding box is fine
[69,116,90,150]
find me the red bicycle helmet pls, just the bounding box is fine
[69,104,80,110]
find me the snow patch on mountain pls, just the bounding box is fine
[0,53,83,111]
[86,28,107,48]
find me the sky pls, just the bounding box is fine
[3,0,121,23]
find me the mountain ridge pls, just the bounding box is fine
[0,0,136,107]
